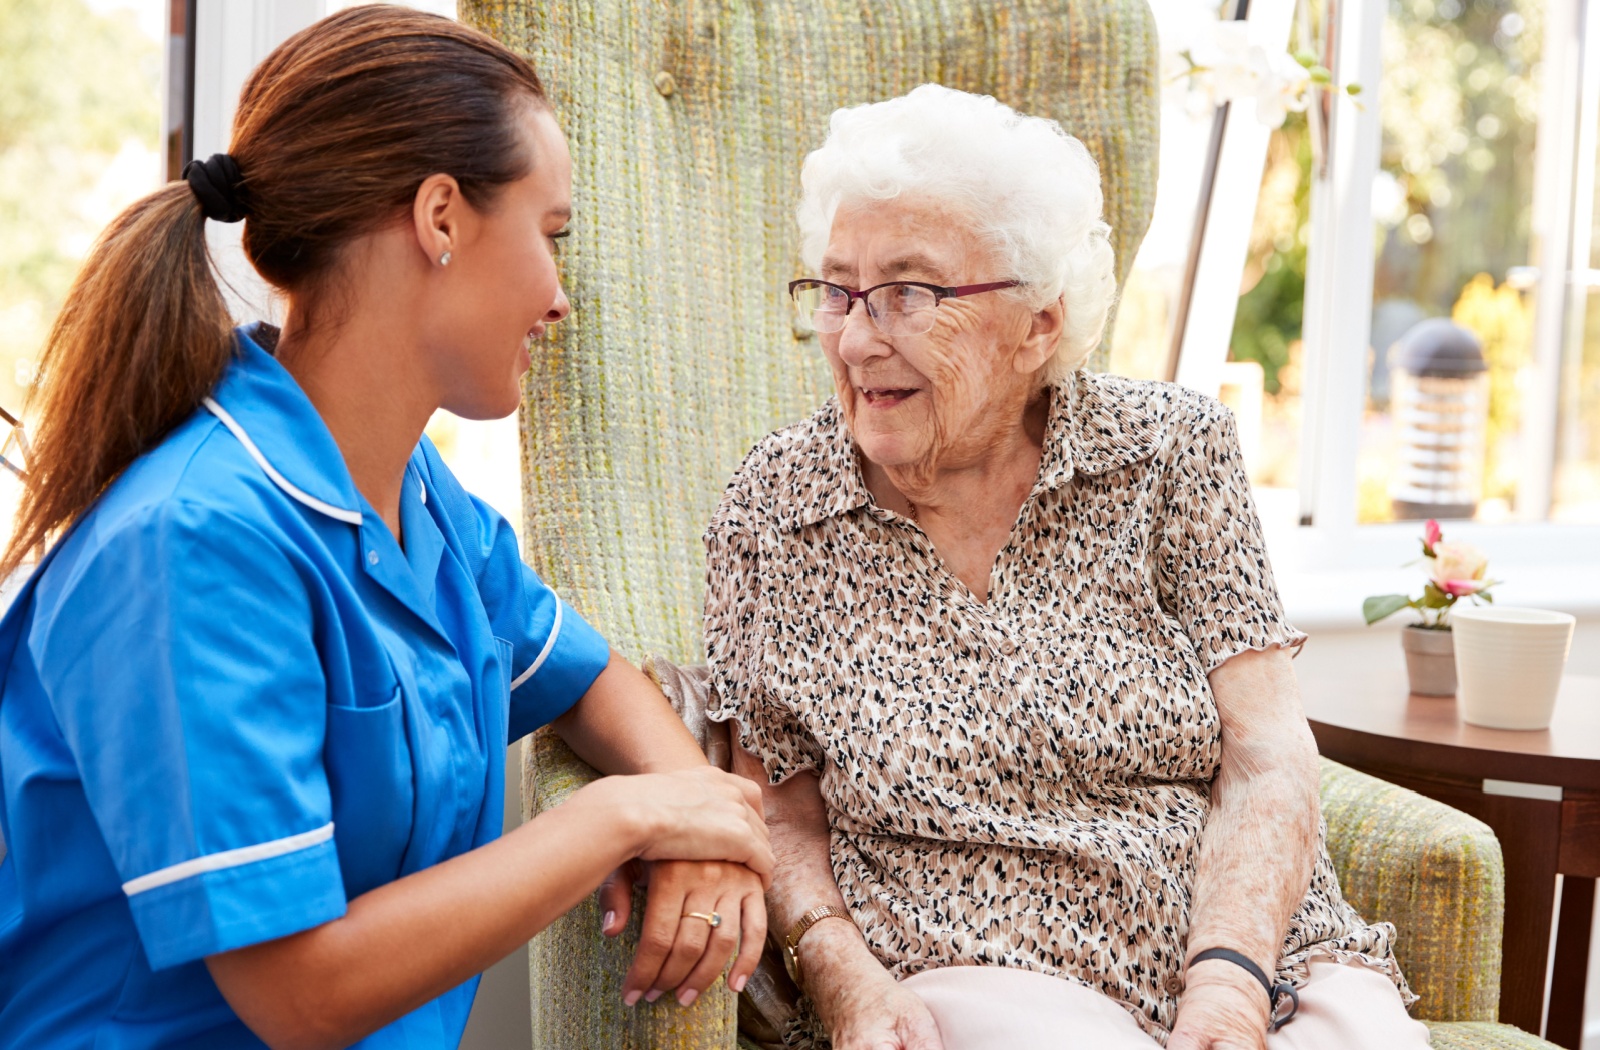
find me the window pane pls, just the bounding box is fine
[0,0,163,544]
[1356,0,1542,525]
[1108,0,1224,382]
[1227,118,1310,512]
[1554,55,1600,522]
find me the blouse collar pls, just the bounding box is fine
[773,369,1168,534]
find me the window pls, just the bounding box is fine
[0,0,164,547]
[1139,0,1600,622]
[1358,0,1543,526]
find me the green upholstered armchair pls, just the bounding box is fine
[1320,761,1556,1050]
[456,1,1558,1046]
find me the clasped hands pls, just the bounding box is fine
[578,765,772,1009]
[600,857,766,1007]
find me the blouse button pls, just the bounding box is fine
[1165,973,1185,996]
[999,639,1018,656]
[367,550,380,566]
[1144,870,1163,892]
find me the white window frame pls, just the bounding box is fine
[1169,0,1600,627]
[1172,0,1299,396]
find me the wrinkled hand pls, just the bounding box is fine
[807,926,943,1050]
[1168,968,1270,1050]
[599,859,766,1008]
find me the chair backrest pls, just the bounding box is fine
[462,0,1158,662]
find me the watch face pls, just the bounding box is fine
[783,944,802,986]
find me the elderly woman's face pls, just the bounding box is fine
[818,197,1052,472]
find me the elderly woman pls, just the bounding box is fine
[703,85,1427,1050]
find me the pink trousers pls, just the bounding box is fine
[902,961,1431,1049]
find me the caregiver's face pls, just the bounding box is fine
[817,197,1036,471]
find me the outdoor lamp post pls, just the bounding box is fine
[1388,318,1490,521]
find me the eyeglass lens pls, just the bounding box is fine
[792,281,941,336]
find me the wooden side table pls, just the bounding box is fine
[1299,669,1600,1048]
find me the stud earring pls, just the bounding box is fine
[439,251,452,267]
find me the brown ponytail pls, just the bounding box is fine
[3,5,545,576]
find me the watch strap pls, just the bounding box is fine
[781,905,853,988]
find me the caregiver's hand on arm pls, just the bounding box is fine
[556,650,773,1001]
[733,736,944,1050]
[208,660,772,1050]
[1169,646,1321,1050]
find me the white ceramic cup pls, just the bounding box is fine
[1452,606,1576,730]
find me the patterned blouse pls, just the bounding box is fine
[703,370,1412,1044]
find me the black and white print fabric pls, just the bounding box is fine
[703,370,1412,1044]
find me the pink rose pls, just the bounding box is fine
[1428,540,1488,597]
[1423,519,1442,550]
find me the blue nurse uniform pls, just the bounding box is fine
[0,324,613,1048]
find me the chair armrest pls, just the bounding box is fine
[1318,757,1505,1022]
[521,727,739,1048]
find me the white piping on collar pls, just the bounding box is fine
[203,397,364,526]
[509,598,563,691]
[122,822,335,896]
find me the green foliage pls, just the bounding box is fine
[0,0,160,409]
[1363,593,1412,624]
[1420,581,1452,609]
[1375,0,1540,314]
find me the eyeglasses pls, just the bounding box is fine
[0,405,29,481]
[788,278,1021,337]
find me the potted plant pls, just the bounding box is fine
[1363,520,1496,696]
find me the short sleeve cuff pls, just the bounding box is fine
[705,688,823,786]
[1195,620,1309,674]
[128,836,347,970]
[509,598,611,727]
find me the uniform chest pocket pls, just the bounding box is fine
[324,686,416,897]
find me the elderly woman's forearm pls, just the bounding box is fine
[730,742,843,930]
[729,739,878,990]
[1186,739,1320,967]
[1185,649,1321,978]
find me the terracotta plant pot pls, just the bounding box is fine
[1402,626,1456,697]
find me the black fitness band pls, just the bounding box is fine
[1187,948,1301,1032]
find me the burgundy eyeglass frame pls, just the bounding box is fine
[787,278,1021,318]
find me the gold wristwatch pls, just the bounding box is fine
[782,905,854,988]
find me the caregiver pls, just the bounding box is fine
[0,7,770,1049]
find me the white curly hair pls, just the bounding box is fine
[796,84,1117,380]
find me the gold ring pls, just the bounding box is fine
[683,911,722,928]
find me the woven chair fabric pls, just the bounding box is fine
[1318,758,1505,1023]
[466,1,1198,1046]
[461,3,1530,1046]
[1424,1022,1563,1049]
[463,0,1158,668]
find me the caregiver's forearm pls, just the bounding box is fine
[207,774,653,1050]
[552,649,711,774]
[1184,648,1321,988]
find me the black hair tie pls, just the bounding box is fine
[1187,948,1301,1032]
[183,153,248,223]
